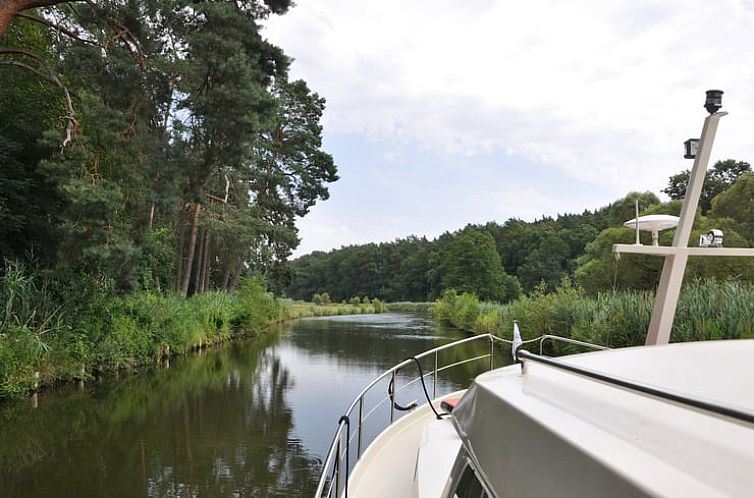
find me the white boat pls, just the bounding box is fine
[314,90,754,498]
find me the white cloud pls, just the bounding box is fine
[266,0,754,255]
[265,0,754,194]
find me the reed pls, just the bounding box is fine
[385,302,433,313]
[0,270,294,399]
[432,279,754,349]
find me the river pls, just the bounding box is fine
[0,313,495,497]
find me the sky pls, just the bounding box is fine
[263,0,754,257]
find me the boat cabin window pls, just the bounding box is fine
[453,464,489,498]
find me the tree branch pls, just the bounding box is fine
[13,11,100,46]
[0,47,78,146]
[105,19,147,70]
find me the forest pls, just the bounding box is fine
[287,160,754,303]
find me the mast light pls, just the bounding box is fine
[704,89,724,114]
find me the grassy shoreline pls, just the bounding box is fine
[0,272,391,400]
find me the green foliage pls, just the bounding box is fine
[0,19,63,267]
[2,0,337,298]
[433,228,521,302]
[710,172,754,241]
[0,266,292,399]
[432,279,754,351]
[311,292,331,306]
[371,298,386,313]
[574,227,664,294]
[386,301,433,313]
[664,160,751,214]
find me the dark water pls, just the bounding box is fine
[0,313,492,498]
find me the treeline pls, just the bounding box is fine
[288,160,754,302]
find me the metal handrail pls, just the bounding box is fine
[537,334,610,355]
[517,350,754,425]
[314,333,498,497]
[314,332,607,497]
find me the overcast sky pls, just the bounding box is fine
[263,0,754,257]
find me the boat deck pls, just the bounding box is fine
[453,339,754,498]
[347,392,462,498]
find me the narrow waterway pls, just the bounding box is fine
[0,313,494,497]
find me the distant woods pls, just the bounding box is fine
[287,161,754,303]
[0,1,337,294]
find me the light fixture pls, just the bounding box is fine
[699,229,724,247]
[704,89,724,114]
[684,138,699,159]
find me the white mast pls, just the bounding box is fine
[613,90,754,345]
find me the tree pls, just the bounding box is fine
[2,0,337,297]
[710,172,754,242]
[436,228,521,302]
[574,227,665,295]
[663,159,751,214]
[602,191,661,227]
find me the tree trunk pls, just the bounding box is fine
[0,0,79,38]
[148,202,155,230]
[203,255,211,292]
[194,228,209,294]
[200,234,211,293]
[0,4,14,37]
[193,227,206,294]
[180,202,202,297]
[175,203,188,292]
[228,257,244,293]
[222,266,231,292]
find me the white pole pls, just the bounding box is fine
[645,111,727,345]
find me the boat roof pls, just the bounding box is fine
[452,339,754,498]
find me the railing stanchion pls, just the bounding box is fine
[390,370,396,423]
[489,337,494,371]
[335,437,342,498]
[357,397,364,458]
[433,351,438,399]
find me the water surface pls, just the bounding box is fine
[0,313,492,497]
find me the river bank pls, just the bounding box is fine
[0,270,389,400]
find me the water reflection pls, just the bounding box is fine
[0,313,488,497]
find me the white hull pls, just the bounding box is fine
[341,340,754,498]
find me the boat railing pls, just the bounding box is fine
[314,332,607,498]
[536,334,610,355]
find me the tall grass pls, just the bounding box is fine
[0,265,295,399]
[0,265,396,399]
[386,302,433,313]
[288,297,388,318]
[433,279,754,350]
